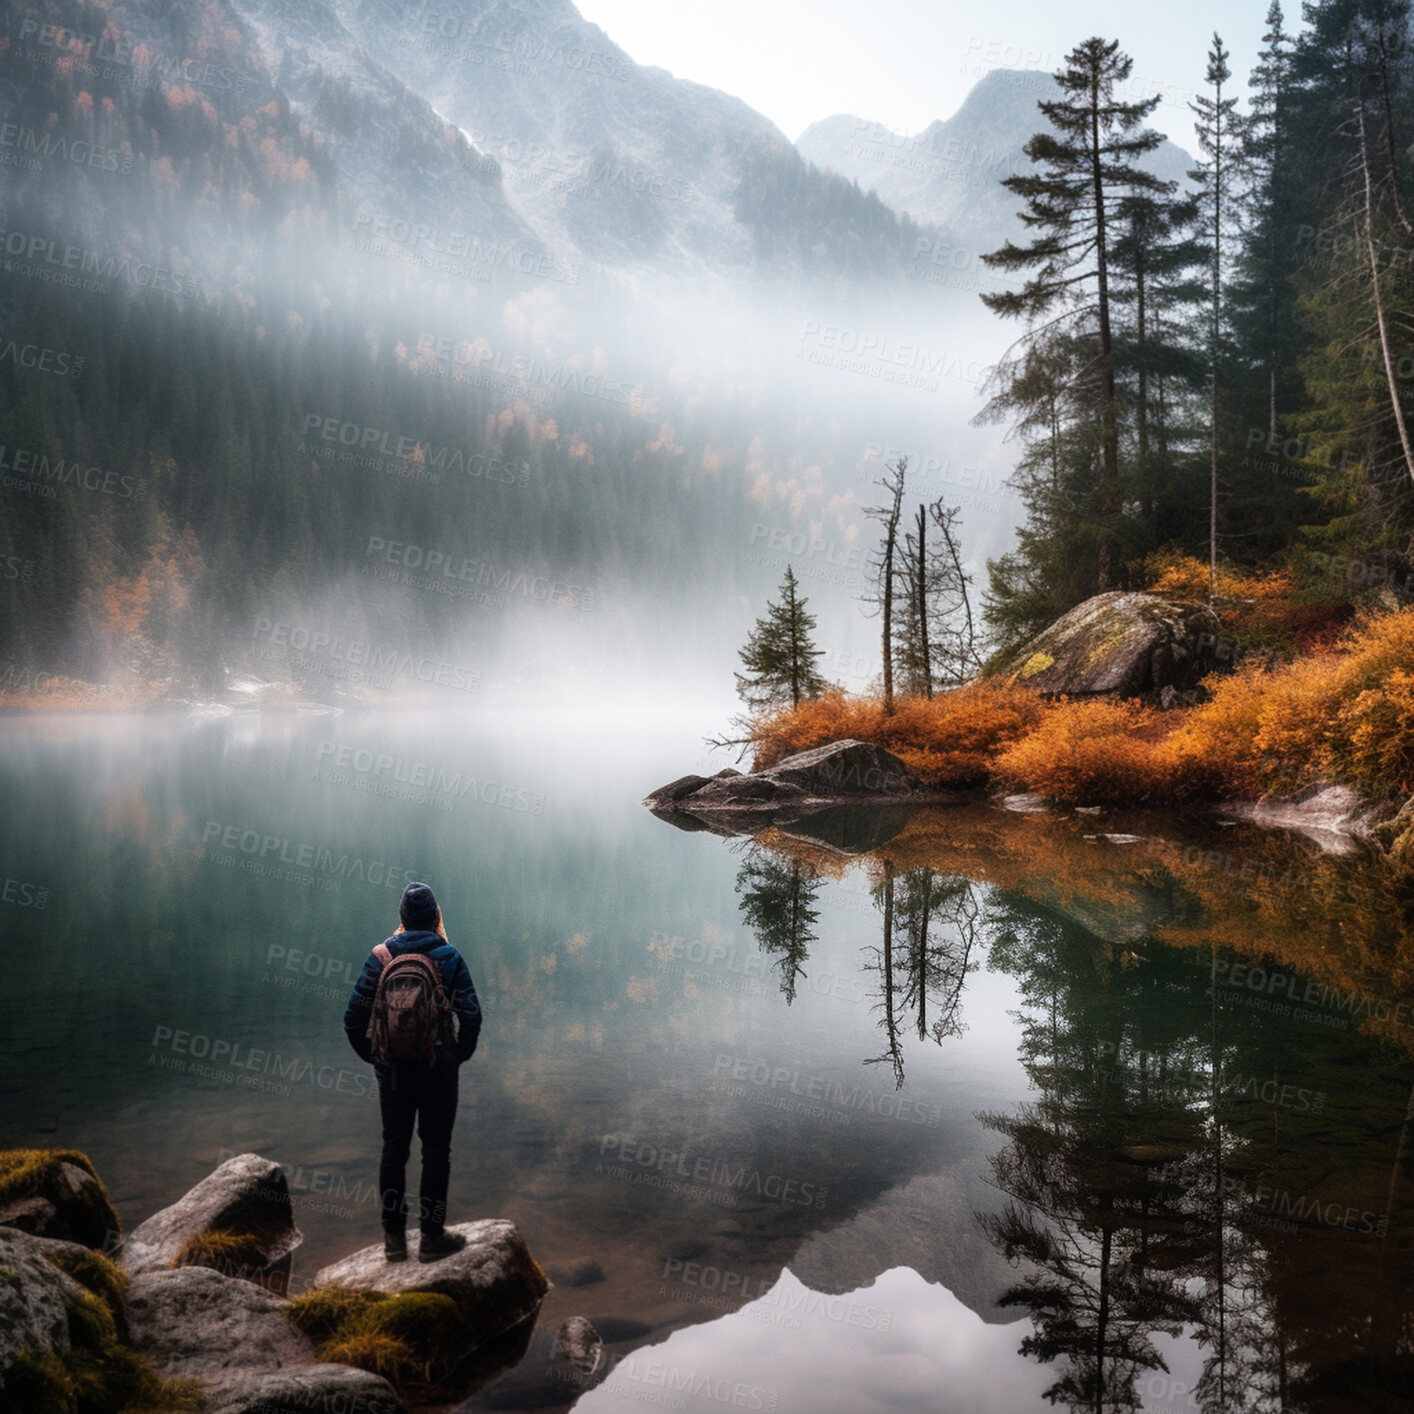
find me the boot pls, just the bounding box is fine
[383,1229,408,1263]
[417,1227,466,1263]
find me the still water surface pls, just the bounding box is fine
[1,710,1410,1413]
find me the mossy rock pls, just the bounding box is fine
[44,1249,131,1342]
[313,1220,550,1347]
[286,1287,384,1345]
[0,1231,203,1414]
[292,1289,473,1392]
[313,1332,414,1389]
[1000,591,1221,698]
[120,1155,300,1283]
[0,1151,120,1250]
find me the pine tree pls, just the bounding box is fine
[1109,190,1207,544]
[1190,33,1243,594]
[1234,2,1300,451]
[734,566,827,711]
[1291,0,1414,555]
[980,37,1170,591]
[980,334,1112,647]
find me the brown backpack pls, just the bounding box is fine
[366,943,454,1062]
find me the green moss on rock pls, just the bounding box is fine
[1,1347,74,1414]
[286,1286,382,1344]
[0,1151,119,1249]
[44,1249,130,1340]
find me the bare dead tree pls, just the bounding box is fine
[862,456,907,714]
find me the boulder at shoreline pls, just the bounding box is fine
[2,1149,554,1414]
[1001,590,1220,698]
[314,1218,550,1348]
[645,740,932,814]
[120,1152,302,1290]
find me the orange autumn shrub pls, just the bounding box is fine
[1337,670,1414,799]
[1158,662,1273,796]
[1144,550,1295,608]
[750,682,1044,787]
[994,697,1182,806]
[1166,606,1414,798]
[1141,549,1342,650]
[750,606,1413,806]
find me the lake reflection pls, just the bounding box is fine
[1,712,1411,1412]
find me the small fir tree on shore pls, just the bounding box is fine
[735,566,827,710]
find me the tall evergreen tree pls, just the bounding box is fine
[1234,2,1301,452]
[980,38,1170,593]
[1190,33,1244,593]
[1109,190,1207,545]
[1290,0,1414,556]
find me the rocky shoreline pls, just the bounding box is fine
[644,739,1402,856]
[0,1150,588,1414]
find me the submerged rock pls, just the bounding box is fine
[314,1219,549,1349]
[1224,783,1394,853]
[120,1152,302,1288]
[548,1256,606,1287]
[1002,591,1220,697]
[555,1315,604,1374]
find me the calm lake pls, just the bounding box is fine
[2,710,1411,1413]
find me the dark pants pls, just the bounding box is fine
[376,1058,459,1235]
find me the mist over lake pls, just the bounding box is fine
[4,1,1414,1411]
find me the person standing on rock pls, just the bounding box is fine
[344,881,481,1263]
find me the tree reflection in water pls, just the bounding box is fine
[733,814,1414,1413]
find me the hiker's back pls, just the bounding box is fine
[367,942,455,1062]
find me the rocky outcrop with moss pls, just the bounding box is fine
[0,1151,550,1414]
[0,1228,204,1414]
[644,742,958,838]
[126,1264,400,1414]
[0,1151,120,1251]
[1001,590,1220,698]
[307,1220,551,1395]
[120,1152,302,1292]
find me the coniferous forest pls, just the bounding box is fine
[976,3,1414,647]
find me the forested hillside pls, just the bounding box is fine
[0,0,962,698]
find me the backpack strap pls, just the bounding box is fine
[373,942,393,968]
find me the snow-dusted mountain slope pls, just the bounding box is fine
[798,68,1194,256]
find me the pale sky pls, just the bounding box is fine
[573,0,1274,152]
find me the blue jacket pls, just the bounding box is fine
[344,929,481,1065]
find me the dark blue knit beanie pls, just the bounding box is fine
[399,881,439,929]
